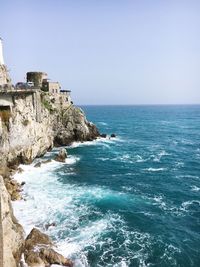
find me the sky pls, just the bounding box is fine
[1,0,200,105]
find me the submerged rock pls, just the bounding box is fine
[34,162,41,168]
[24,228,73,267]
[45,222,56,230]
[100,134,107,138]
[54,148,67,162]
[42,159,52,164]
[110,133,116,138]
[17,167,24,173]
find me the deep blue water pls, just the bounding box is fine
[14,105,200,267]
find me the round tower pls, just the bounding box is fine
[0,38,5,65]
[26,72,48,88]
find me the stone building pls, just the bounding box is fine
[42,79,61,94]
[0,38,12,88]
[60,89,72,103]
[26,72,47,88]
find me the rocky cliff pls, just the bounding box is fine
[0,90,99,167]
[0,90,100,266]
[0,175,24,267]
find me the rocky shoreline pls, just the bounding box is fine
[0,90,100,267]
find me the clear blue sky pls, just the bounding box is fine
[1,0,200,105]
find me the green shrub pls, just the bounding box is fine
[42,99,54,112]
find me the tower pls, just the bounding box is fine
[0,37,11,87]
[0,38,4,65]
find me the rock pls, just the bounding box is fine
[110,133,116,138]
[25,228,53,250]
[34,162,41,168]
[0,80,99,266]
[17,167,24,173]
[0,92,99,163]
[0,175,25,267]
[24,228,73,267]
[34,159,51,168]
[5,178,22,201]
[100,134,107,138]
[53,106,100,146]
[11,191,22,201]
[54,148,67,162]
[0,166,11,178]
[21,181,26,186]
[45,222,56,230]
[42,159,52,164]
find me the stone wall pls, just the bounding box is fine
[0,93,13,107]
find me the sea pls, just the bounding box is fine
[13,105,200,267]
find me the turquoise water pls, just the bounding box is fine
[14,105,200,267]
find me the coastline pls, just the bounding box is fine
[12,137,116,266]
[0,87,101,266]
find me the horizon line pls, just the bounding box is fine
[77,103,200,106]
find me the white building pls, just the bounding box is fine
[0,38,12,87]
[0,38,4,65]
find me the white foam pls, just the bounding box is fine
[153,150,170,162]
[13,156,139,266]
[12,144,163,266]
[180,200,200,211]
[135,155,147,163]
[191,185,200,192]
[145,167,167,172]
[69,136,122,148]
[98,122,108,126]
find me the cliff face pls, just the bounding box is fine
[0,90,99,266]
[54,105,99,145]
[0,90,99,166]
[0,175,24,267]
[0,92,54,166]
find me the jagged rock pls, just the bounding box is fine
[34,159,51,168]
[42,159,52,164]
[53,106,100,146]
[100,134,107,138]
[25,228,53,250]
[54,148,67,162]
[34,162,41,168]
[0,92,99,164]
[45,222,56,230]
[111,133,116,138]
[0,91,99,266]
[17,167,24,173]
[24,228,73,267]
[0,166,12,178]
[0,175,25,267]
[4,178,22,201]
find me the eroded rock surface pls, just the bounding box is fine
[24,228,73,267]
[0,91,99,266]
[0,175,24,267]
[0,91,99,166]
[54,148,67,162]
